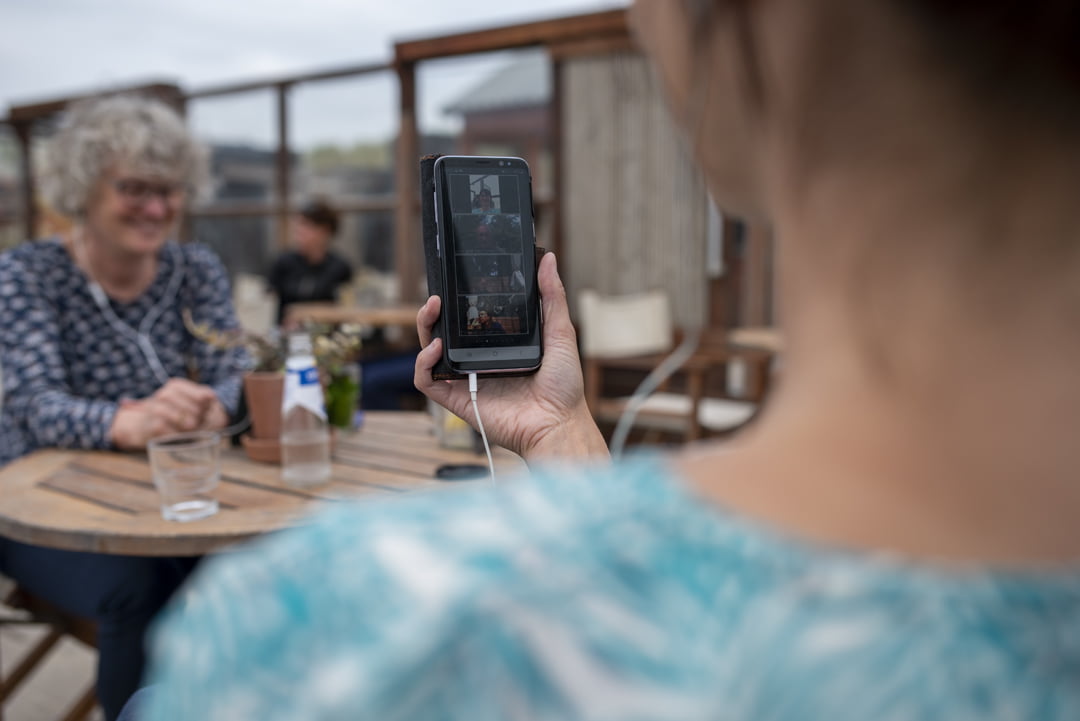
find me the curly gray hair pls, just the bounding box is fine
[40,94,207,217]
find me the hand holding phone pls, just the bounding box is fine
[414,252,609,463]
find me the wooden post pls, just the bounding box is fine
[14,121,35,240]
[275,83,291,250]
[549,54,564,262]
[394,59,420,303]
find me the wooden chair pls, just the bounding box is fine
[578,289,760,443]
[1,579,99,721]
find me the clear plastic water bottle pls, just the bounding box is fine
[280,332,331,487]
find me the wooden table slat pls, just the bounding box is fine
[40,469,160,514]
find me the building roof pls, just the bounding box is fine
[443,50,551,115]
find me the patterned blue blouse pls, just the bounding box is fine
[143,456,1080,720]
[0,238,246,465]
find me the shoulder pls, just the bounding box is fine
[0,237,65,271]
[163,455,701,633]
[713,563,1080,718]
[176,241,226,274]
[270,251,301,271]
[147,456,1080,719]
[147,458,709,716]
[0,238,70,291]
[328,251,352,273]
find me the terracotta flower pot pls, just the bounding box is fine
[241,371,284,463]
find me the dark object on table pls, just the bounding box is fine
[434,463,489,481]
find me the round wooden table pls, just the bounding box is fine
[0,412,523,556]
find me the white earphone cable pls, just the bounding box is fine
[78,233,185,386]
[468,372,497,486]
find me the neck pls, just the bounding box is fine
[72,229,159,302]
[696,135,1080,564]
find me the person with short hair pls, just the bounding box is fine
[140,1,1080,718]
[466,308,505,334]
[268,199,353,325]
[471,186,496,214]
[0,93,246,721]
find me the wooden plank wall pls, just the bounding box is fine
[561,51,709,329]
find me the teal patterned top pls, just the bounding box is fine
[143,456,1080,720]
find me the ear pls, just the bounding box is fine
[730,0,766,109]
[630,0,698,127]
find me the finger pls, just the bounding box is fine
[152,379,196,406]
[157,379,219,416]
[199,399,229,430]
[138,408,181,445]
[148,414,179,440]
[191,387,221,413]
[414,337,462,411]
[155,393,204,422]
[536,252,577,345]
[158,378,216,405]
[416,295,441,348]
[414,337,445,394]
[148,398,199,432]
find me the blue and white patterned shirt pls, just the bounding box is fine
[0,238,246,465]
[143,456,1080,720]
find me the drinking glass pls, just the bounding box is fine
[147,431,222,522]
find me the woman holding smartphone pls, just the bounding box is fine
[140,0,1079,718]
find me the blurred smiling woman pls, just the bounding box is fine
[0,94,246,720]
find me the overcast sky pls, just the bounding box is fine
[0,0,629,149]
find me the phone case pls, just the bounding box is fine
[419,154,544,381]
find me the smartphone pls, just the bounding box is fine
[432,155,542,375]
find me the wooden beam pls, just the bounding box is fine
[394,9,629,63]
[274,84,291,250]
[395,60,421,303]
[550,55,564,262]
[548,35,637,60]
[189,196,398,218]
[7,83,184,124]
[186,61,390,100]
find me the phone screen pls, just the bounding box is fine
[434,156,542,373]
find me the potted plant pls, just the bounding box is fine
[185,311,285,460]
[239,332,288,445]
[185,312,364,462]
[311,324,364,430]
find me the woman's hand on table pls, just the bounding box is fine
[415,252,609,463]
[109,379,228,450]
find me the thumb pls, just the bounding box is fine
[537,252,576,345]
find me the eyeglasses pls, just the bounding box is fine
[112,178,186,206]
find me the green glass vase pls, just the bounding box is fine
[325,372,360,429]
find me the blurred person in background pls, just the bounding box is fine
[140,0,1079,718]
[268,198,353,326]
[0,94,245,720]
